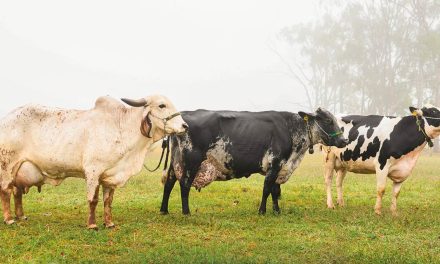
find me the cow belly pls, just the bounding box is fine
[192,160,227,190]
[342,159,376,174]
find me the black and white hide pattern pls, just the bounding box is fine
[322,105,440,216]
[160,108,348,215]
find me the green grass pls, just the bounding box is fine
[1,153,440,263]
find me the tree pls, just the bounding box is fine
[280,0,440,115]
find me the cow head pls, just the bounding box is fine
[299,108,348,148]
[410,105,440,138]
[121,95,188,138]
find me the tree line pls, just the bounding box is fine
[281,0,440,116]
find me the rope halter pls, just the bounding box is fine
[303,116,343,154]
[412,111,434,148]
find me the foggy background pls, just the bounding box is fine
[0,0,319,116]
[0,0,439,117]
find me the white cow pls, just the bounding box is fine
[0,95,187,229]
[322,105,440,216]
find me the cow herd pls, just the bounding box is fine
[0,94,439,229]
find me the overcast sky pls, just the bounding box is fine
[0,0,319,116]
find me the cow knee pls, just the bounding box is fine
[377,187,385,196]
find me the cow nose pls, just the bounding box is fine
[182,123,189,130]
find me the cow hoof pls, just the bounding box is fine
[160,210,169,215]
[337,200,345,207]
[258,210,266,215]
[273,207,281,215]
[327,204,335,209]
[16,216,28,221]
[87,224,99,230]
[4,219,16,225]
[104,223,116,229]
[374,210,382,216]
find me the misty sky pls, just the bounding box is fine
[0,0,319,116]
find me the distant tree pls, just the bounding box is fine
[280,0,440,115]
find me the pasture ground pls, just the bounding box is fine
[1,152,440,263]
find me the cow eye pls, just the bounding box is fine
[159,104,166,109]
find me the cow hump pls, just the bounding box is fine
[94,96,125,111]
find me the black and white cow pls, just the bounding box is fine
[160,108,348,215]
[322,105,440,216]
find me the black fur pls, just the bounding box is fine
[160,109,347,215]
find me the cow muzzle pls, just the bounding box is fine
[335,138,349,148]
[167,120,188,136]
[160,113,188,136]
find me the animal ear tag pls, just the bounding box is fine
[414,113,422,131]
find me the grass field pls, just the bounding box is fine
[1,152,440,263]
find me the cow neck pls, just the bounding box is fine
[391,115,428,150]
[291,114,316,151]
[423,117,440,140]
[133,107,167,144]
[300,117,320,146]
[415,115,434,147]
[151,125,166,142]
[120,107,154,149]
[310,122,323,146]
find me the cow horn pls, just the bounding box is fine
[121,98,148,107]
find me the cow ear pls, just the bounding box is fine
[409,106,423,116]
[298,111,316,120]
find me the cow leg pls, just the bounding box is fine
[324,149,337,209]
[86,177,100,230]
[336,169,347,207]
[324,167,335,209]
[390,182,403,217]
[160,167,177,215]
[13,187,27,221]
[103,186,115,228]
[271,184,281,214]
[1,188,14,225]
[374,170,388,215]
[259,167,279,215]
[180,178,193,215]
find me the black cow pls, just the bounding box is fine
[160,108,348,215]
